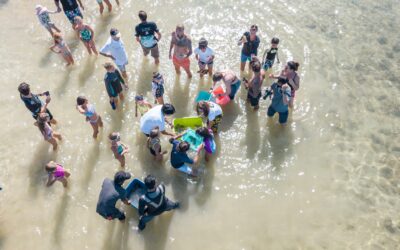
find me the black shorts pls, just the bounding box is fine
[247,93,261,107]
[149,147,161,156]
[32,109,53,121]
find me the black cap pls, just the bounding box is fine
[114,171,131,185]
[110,28,120,37]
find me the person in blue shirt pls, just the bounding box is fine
[266,77,291,125]
[169,134,203,176]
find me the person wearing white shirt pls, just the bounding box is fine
[100,28,129,79]
[140,104,176,136]
[194,38,215,77]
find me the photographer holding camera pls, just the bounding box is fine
[18,82,56,126]
[265,77,291,125]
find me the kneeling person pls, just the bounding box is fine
[138,175,179,230]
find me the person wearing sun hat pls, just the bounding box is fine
[96,171,132,221]
[100,28,129,79]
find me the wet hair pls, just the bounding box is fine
[52,32,63,44]
[178,141,190,152]
[271,37,279,44]
[18,82,30,96]
[108,132,120,141]
[76,96,87,106]
[161,104,175,115]
[251,60,261,73]
[277,77,288,85]
[149,127,159,138]
[287,61,300,71]
[196,101,210,117]
[196,127,212,139]
[212,72,223,82]
[144,175,156,189]
[250,24,258,32]
[73,16,82,24]
[138,10,147,21]
[114,171,131,186]
[45,161,57,172]
[176,24,184,31]
[103,62,114,70]
[198,38,208,48]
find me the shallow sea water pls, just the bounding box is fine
[0,0,399,249]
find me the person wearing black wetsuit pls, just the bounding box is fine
[262,37,280,71]
[137,175,179,230]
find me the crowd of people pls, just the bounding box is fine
[20,0,302,231]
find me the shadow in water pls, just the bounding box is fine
[81,141,101,192]
[170,173,189,212]
[109,109,124,134]
[194,146,217,207]
[27,142,56,197]
[219,101,241,132]
[136,58,154,96]
[143,212,173,250]
[52,191,70,246]
[262,118,294,172]
[104,218,130,250]
[170,77,191,117]
[78,57,97,87]
[101,221,117,250]
[245,104,260,159]
[39,50,53,68]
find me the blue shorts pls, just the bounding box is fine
[64,7,83,24]
[240,53,251,63]
[263,59,275,70]
[229,79,242,100]
[117,63,127,72]
[176,164,193,175]
[267,106,288,124]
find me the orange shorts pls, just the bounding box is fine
[173,56,190,69]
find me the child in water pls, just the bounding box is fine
[194,38,215,77]
[196,127,216,162]
[261,37,280,74]
[50,32,74,66]
[76,96,103,138]
[96,0,119,15]
[45,161,70,188]
[109,132,129,167]
[37,112,62,150]
[35,5,61,36]
[151,72,165,105]
[135,95,152,117]
[147,127,167,161]
[74,16,98,55]
[104,63,128,110]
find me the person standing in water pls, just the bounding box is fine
[50,32,74,66]
[74,16,98,55]
[96,171,131,221]
[169,25,193,78]
[76,96,103,138]
[37,113,62,150]
[238,25,260,72]
[140,104,176,137]
[196,101,223,134]
[169,135,203,176]
[45,161,70,188]
[100,28,128,79]
[147,127,167,161]
[96,0,119,15]
[35,5,61,36]
[151,72,165,105]
[261,37,280,74]
[269,61,300,108]
[103,63,128,110]
[194,38,215,77]
[135,11,161,65]
[18,82,57,125]
[266,77,291,125]
[109,132,129,167]
[212,70,242,100]
[54,0,84,28]
[244,59,263,110]
[138,175,180,231]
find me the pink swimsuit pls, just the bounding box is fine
[54,165,65,179]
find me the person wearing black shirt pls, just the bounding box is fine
[135,11,162,65]
[18,82,56,125]
[54,0,84,27]
[237,25,260,71]
[261,37,280,72]
[137,175,179,230]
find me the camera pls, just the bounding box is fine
[263,88,273,100]
[43,91,50,96]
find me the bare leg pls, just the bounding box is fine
[118,155,125,167]
[90,122,99,138]
[48,138,58,151]
[208,65,213,76]
[121,70,128,79]
[183,65,192,78]
[240,62,246,71]
[157,96,164,105]
[53,132,62,141]
[98,116,104,127]
[50,119,57,125]
[104,0,112,12]
[60,178,68,187]
[174,64,181,75]
[119,92,124,101]
[83,42,92,55]
[90,41,98,55]
[98,2,104,14]
[155,57,160,65]
[289,98,294,109]
[115,0,120,5]
[205,152,211,162]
